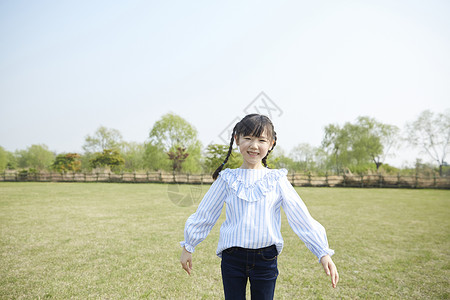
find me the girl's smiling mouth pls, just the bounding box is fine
[248,151,259,156]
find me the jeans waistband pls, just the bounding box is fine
[226,245,276,252]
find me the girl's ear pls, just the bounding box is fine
[234,135,239,146]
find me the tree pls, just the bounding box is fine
[312,148,331,175]
[406,109,450,176]
[350,117,382,166]
[321,117,396,174]
[204,144,242,173]
[5,151,17,170]
[290,143,314,163]
[322,123,353,173]
[52,153,82,173]
[16,144,55,171]
[351,117,399,171]
[83,126,123,153]
[290,143,317,172]
[146,113,202,173]
[269,147,293,170]
[0,146,9,171]
[372,122,400,170]
[288,144,331,174]
[90,149,125,172]
[167,147,189,172]
[122,142,146,171]
[143,143,171,171]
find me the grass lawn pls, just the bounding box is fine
[0,182,449,299]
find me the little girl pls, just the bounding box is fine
[180,114,338,299]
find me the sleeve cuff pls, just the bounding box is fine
[317,248,335,263]
[305,242,335,262]
[180,241,195,253]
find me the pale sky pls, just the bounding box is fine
[1,0,449,168]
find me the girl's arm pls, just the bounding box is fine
[180,176,227,274]
[279,176,338,287]
[279,176,335,261]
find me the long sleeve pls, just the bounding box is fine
[279,176,335,262]
[180,176,227,253]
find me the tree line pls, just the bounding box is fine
[0,110,449,177]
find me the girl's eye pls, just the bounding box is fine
[260,139,267,142]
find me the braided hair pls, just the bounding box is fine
[212,114,277,180]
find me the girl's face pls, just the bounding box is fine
[235,129,274,169]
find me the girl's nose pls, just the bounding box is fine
[249,141,258,148]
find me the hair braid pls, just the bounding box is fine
[212,125,237,180]
[262,132,277,168]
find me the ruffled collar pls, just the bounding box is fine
[219,168,288,202]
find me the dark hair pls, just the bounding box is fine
[212,114,277,180]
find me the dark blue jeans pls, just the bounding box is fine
[221,245,279,300]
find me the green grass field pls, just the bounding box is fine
[0,182,449,299]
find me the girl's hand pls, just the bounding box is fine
[180,247,193,275]
[320,255,339,288]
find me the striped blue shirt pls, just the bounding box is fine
[180,168,335,262]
